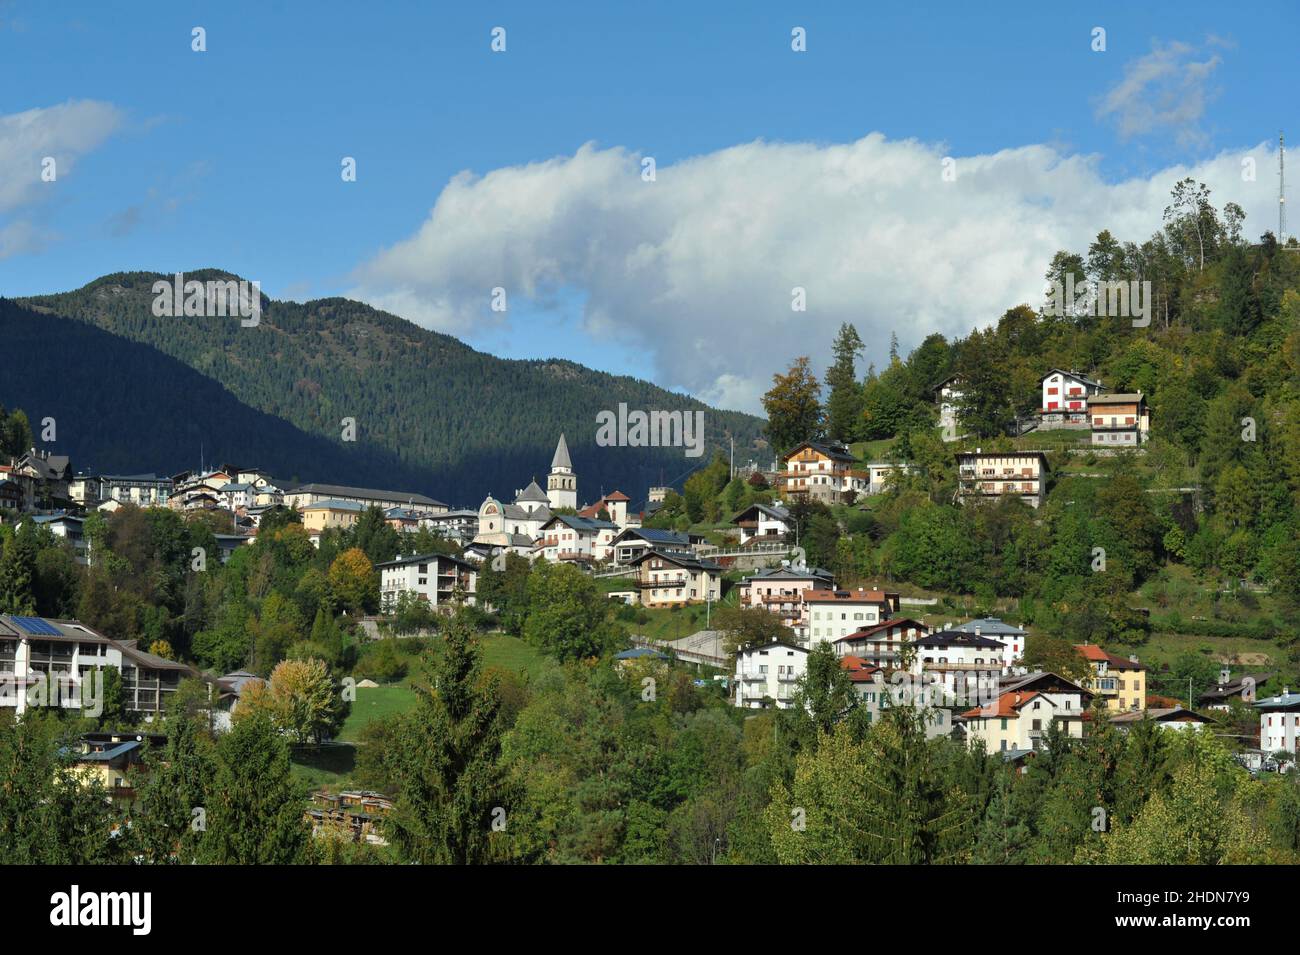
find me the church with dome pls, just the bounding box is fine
[472,435,577,554]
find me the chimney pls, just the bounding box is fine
[1219,666,1231,686]
[1129,654,1139,664]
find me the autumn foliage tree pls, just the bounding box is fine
[762,356,823,456]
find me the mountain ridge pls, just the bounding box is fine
[4,270,767,506]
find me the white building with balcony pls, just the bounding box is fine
[734,642,808,709]
[0,614,194,718]
[375,552,478,611]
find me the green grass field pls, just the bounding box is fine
[291,633,548,789]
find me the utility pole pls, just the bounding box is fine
[1281,132,1287,245]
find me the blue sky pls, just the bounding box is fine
[1,1,1295,410]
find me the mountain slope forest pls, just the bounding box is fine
[3,271,765,504]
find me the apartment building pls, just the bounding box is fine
[536,513,619,564]
[284,482,448,513]
[71,473,173,508]
[956,449,1049,509]
[779,441,870,504]
[301,499,366,534]
[1088,393,1150,447]
[803,589,900,646]
[839,656,956,738]
[737,565,835,628]
[0,614,195,718]
[910,631,1004,706]
[375,552,478,611]
[734,641,808,709]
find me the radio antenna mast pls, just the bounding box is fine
[1280,132,1288,245]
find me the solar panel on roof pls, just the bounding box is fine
[11,615,62,636]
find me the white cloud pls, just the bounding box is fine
[1095,39,1222,146]
[351,135,1281,414]
[0,99,123,258]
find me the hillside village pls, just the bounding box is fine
[1,368,1290,771]
[3,185,1300,863]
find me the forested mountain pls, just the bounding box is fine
[4,272,765,504]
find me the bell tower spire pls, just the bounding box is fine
[547,434,577,510]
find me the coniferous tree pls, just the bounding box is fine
[824,324,864,442]
[132,715,216,863]
[198,713,311,864]
[384,611,514,864]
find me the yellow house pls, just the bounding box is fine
[301,499,365,533]
[958,673,1089,753]
[63,733,164,805]
[1075,644,1147,712]
[630,549,722,608]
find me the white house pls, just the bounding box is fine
[950,617,1027,673]
[802,589,900,646]
[734,642,808,709]
[219,482,254,510]
[1256,690,1300,755]
[864,462,914,494]
[730,502,792,545]
[374,552,478,611]
[20,513,88,564]
[537,514,619,564]
[956,450,1049,509]
[1039,369,1103,427]
[936,375,964,441]
[909,631,1003,707]
[420,508,480,544]
[608,527,693,565]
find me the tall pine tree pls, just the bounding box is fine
[384,610,514,863]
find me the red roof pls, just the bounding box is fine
[840,655,883,683]
[832,618,928,643]
[1074,644,1143,670]
[961,690,1042,720]
[803,589,895,606]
